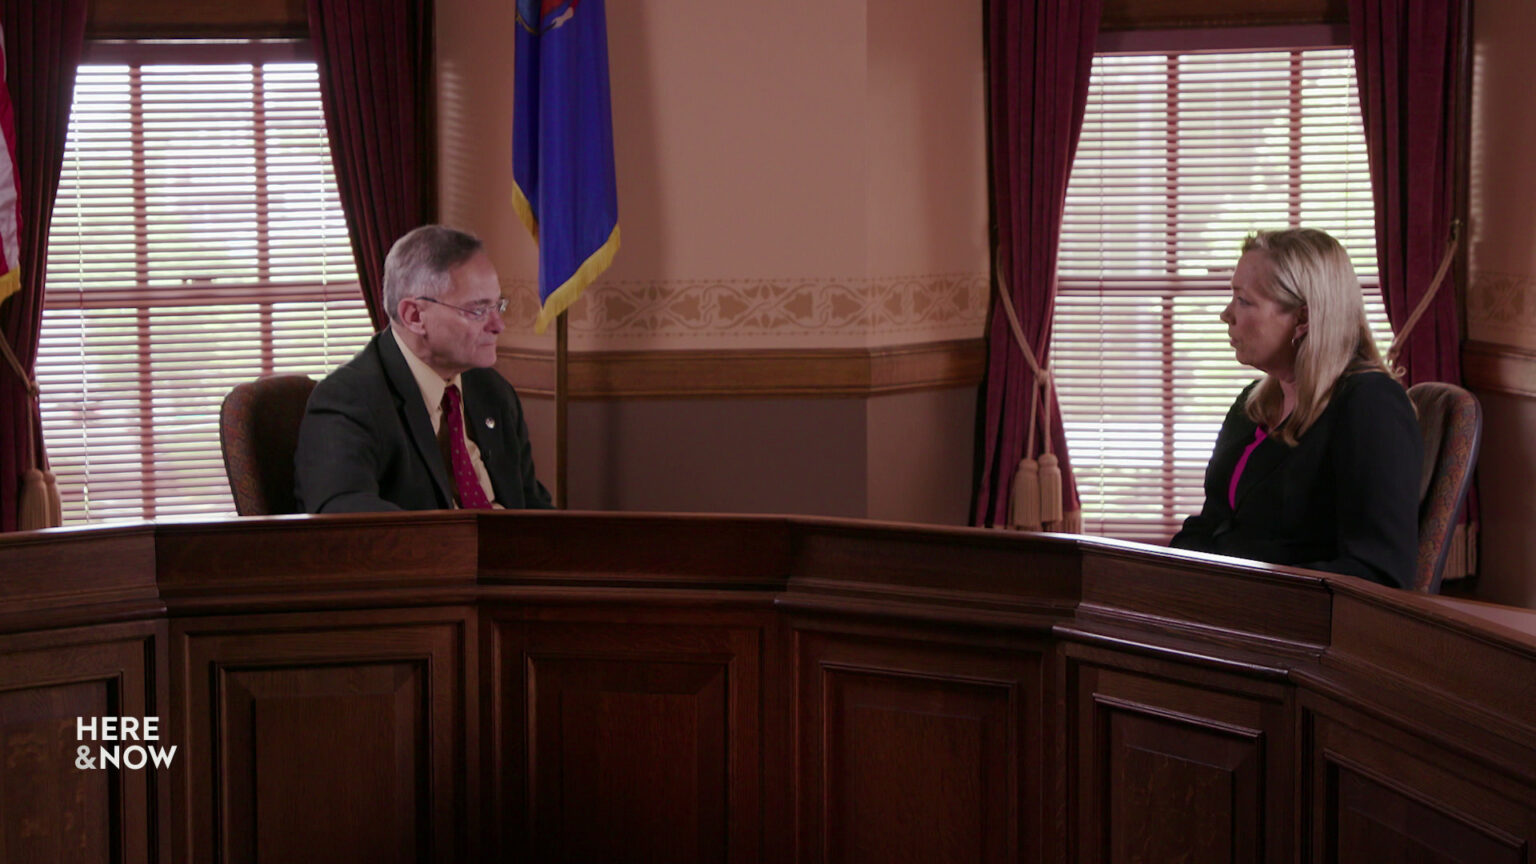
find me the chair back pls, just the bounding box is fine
[219,375,318,516]
[1406,381,1482,593]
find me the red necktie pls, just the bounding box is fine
[442,384,492,509]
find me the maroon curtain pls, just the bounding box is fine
[972,0,1103,528]
[0,0,87,532]
[1351,0,1477,581]
[307,0,435,329]
[1349,0,1465,385]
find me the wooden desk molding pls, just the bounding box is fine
[1,512,1533,863]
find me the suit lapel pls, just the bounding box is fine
[378,330,455,506]
[461,371,509,504]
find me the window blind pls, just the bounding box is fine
[1053,47,1393,544]
[38,42,373,524]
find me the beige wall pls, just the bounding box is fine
[1469,0,1536,353]
[436,0,987,524]
[1467,0,1536,607]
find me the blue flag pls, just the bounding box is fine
[512,0,620,334]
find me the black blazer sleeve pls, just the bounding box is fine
[1300,373,1421,588]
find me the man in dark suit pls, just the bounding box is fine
[294,225,552,512]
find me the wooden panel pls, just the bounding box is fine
[0,527,159,632]
[222,663,427,864]
[494,615,764,864]
[0,627,160,864]
[826,670,1007,862]
[4,512,1536,863]
[1069,652,1291,864]
[1101,0,1346,30]
[154,514,480,607]
[784,523,1080,629]
[87,0,307,39]
[494,339,985,399]
[1103,710,1260,863]
[1080,543,1334,653]
[1325,585,1536,750]
[475,511,792,587]
[1307,709,1535,864]
[796,630,1041,864]
[1464,340,1536,399]
[534,658,726,862]
[178,611,470,864]
[1330,767,1525,864]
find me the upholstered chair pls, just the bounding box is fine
[219,375,318,516]
[1406,382,1483,593]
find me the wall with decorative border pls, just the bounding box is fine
[1467,270,1536,354]
[1464,0,1536,607]
[439,0,987,359]
[436,0,988,526]
[502,274,989,351]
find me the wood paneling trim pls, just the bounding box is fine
[1079,542,1334,652]
[1100,0,1346,30]
[475,512,794,586]
[1305,707,1535,864]
[781,522,1081,630]
[152,513,481,610]
[1321,584,1536,762]
[494,339,986,399]
[0,528,162,634]
[1463,340,1536,398]
[87,0,307,39]
[5,514,1536,861]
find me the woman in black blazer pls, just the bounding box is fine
[1170,228,1422,589]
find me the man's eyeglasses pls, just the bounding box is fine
[415,296,509,322]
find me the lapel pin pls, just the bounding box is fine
[485,418,496,429]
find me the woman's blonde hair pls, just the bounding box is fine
[1241,228,1391,444]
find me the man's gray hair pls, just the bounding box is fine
[382,225,486,323]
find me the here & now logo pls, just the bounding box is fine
[75,716,177,770]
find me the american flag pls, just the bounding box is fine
[0,23,20,305]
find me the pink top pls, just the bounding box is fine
[1228,426,1268,509]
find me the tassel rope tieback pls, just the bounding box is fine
[1,326,62,530]
[995,264,1067,531]
[1387,220,1461,370]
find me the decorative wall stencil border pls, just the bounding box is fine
[1467,269,1536,345]
[1463,341,1536,400]
[495,339,986,399]
[502,274,990,341]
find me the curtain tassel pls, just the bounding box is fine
[1037,451,1063,525]
[18,468,58,531]
[3,331,63,531]
[1010,456,1042,531]
[1053,509,1083,534]
[46,469,62,526]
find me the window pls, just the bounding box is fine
[38,41,373,524]
[1053,44,1393,543]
